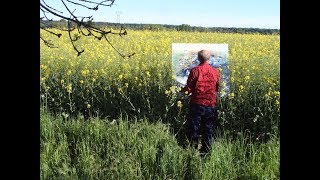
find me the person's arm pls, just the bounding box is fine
[216,70,220,92]
[184,68,196,95]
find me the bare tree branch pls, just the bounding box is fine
[40,0,134,58]
[40,35,58,48]
[67,20,85,56]
[79,0,114,7]
[66,0,99,10]
[40,26,62,38]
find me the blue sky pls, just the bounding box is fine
[41,0,280,29]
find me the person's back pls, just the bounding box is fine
[187,63,219,106]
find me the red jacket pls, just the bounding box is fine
[184,62,220,107]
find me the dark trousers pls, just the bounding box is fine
[187,103,217,154]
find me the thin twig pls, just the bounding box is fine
[40,36,58,48]
[40,26,62,38]
[79,0,114,7]
[68,20,84,56]
[66,0,99,10]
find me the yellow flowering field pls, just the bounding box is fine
[40,29,279,139]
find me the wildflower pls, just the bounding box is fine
[81,69,90,77]
[239,85,244,91]
[118,87,123,93]
[67,84,72,93]
[274,91,280,96]
[79,80,84,84]
[40,64,47,70]
[229,92,235,99]
[244,75,250,81]
[220,90,226,97]
[87,103,91,109]
[146,71,151,77]
[177,100,182,108]
[169,86,175,93]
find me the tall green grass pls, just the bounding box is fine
[41,110,279,179]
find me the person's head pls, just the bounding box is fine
[198,50,211,63]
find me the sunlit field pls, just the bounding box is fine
[40,29,280,179]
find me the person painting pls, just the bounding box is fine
[183,49,220,156]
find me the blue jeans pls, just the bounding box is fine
[187,103,218,154]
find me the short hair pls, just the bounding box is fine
[198,50,211,62]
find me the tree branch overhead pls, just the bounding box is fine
[40,0,134,58]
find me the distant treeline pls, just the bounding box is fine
[41,20,280,35]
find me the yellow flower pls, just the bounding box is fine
[146,71,151,77]
[177,100,182,108]
[244,75,250,81]
[40,64,47,70]
[274,91,280,96]
[220,90,226,96]
[169,86,175,93]
[87,103,91,109]
[229,92,235,99]
[185,91,189,95]
[67,84,72,93]
[118,87,123,93]
[239,85,244,91]
[80,80,84,84]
